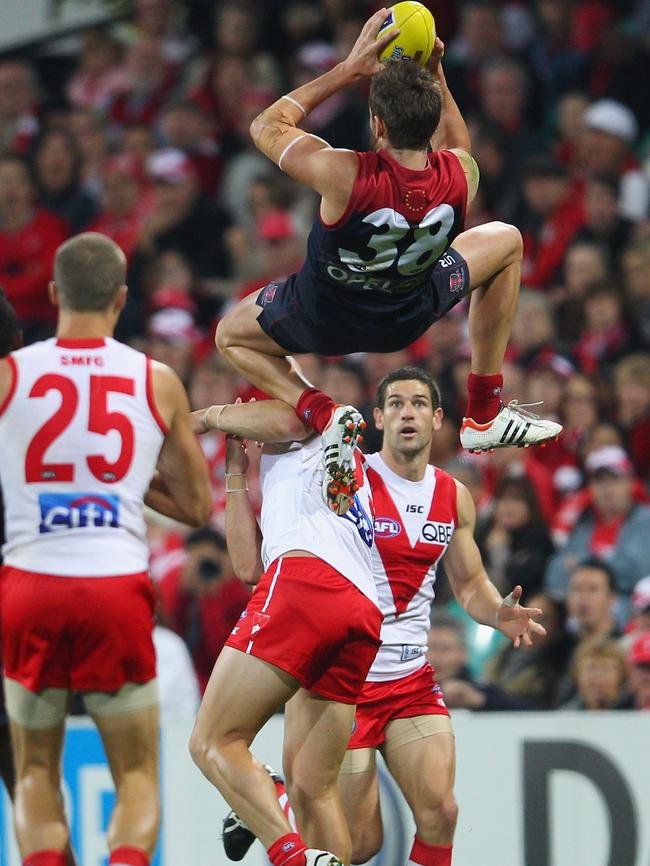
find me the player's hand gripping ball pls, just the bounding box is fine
[377,2,436,66]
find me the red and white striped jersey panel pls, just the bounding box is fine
[0,337,165,576]
[365,452,458,681]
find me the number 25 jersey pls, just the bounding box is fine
[0,337,166,576]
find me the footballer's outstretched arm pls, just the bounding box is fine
[427,44,479,203]
[192,398,310,443]
[443,481,546,647]
[249,9,396,197]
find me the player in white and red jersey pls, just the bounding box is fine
[0,233,212,866]
[189,425,381,866]
[337,367,545,866]
[214,10,561,518]
[197,369,545,866]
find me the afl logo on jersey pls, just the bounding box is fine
[374,517,401,538]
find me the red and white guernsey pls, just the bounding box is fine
[259,436,378,608]
[365,452,458,681]
[0,337,166,576]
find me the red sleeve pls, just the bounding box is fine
[0,212,68,318]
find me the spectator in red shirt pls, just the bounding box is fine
[573,281,632,376]
[545,446,650,623]
[66,28,125,112]
[109,36,177,129]
[158,526,250,692]
[613,354,650,480]
[0,155,68,342]
[91,153,153,262]
[520,155,586,289]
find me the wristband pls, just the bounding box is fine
[225,472,248,493]
[281,94,306,115]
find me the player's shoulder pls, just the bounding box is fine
[10,337,55,360]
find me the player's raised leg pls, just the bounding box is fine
[216,292,314,408]
[383,718,457,866]
[216,293,366,516]
[90,701,160,865]
[337,750,383,865]
[283,690,356,864]
[452,223,562,451]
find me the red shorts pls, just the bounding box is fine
[348,662,449,749]
[0,565,156,693]
[226,557,382,704]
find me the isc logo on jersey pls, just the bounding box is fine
[374,517,401,538]
[38,493,119,533]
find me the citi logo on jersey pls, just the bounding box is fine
[374,517,401,538]
[38,492,119,533]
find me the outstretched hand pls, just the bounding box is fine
[342,8,400,79]
[496,585,547,648]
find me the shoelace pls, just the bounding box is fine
[505,399,544,422]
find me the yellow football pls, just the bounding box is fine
[377,1,436,67]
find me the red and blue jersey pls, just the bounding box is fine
[300,148,468,301]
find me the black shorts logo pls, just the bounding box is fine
[449,270,465,293]
[261,284,278,305]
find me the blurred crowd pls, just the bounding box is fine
[0,0,648,714]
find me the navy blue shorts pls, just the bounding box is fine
[255,248,470,355]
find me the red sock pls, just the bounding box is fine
[408,836,453,866]
[108,846,149,866]
[23,853,67,866]
[273,777,297,828]
[267,832,307,866]
[465,372,503,423]
[295,387,336,433]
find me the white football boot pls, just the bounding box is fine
[304,851,344,866]
[321,405,366,516]
[460,400,563,453]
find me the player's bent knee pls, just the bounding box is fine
[215,315,234,352]
[496,221,523,259]
[414,793,459,839]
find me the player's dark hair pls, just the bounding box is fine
[54,232,126,312]
[369,60,442,151]
[376,366,441,410]
[571,557,617,593]
[0,289,20,356]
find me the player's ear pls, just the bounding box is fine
[373,405,384,430]
[115,284,128,313]
[432,407,443,431]
[48,281,59,307]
